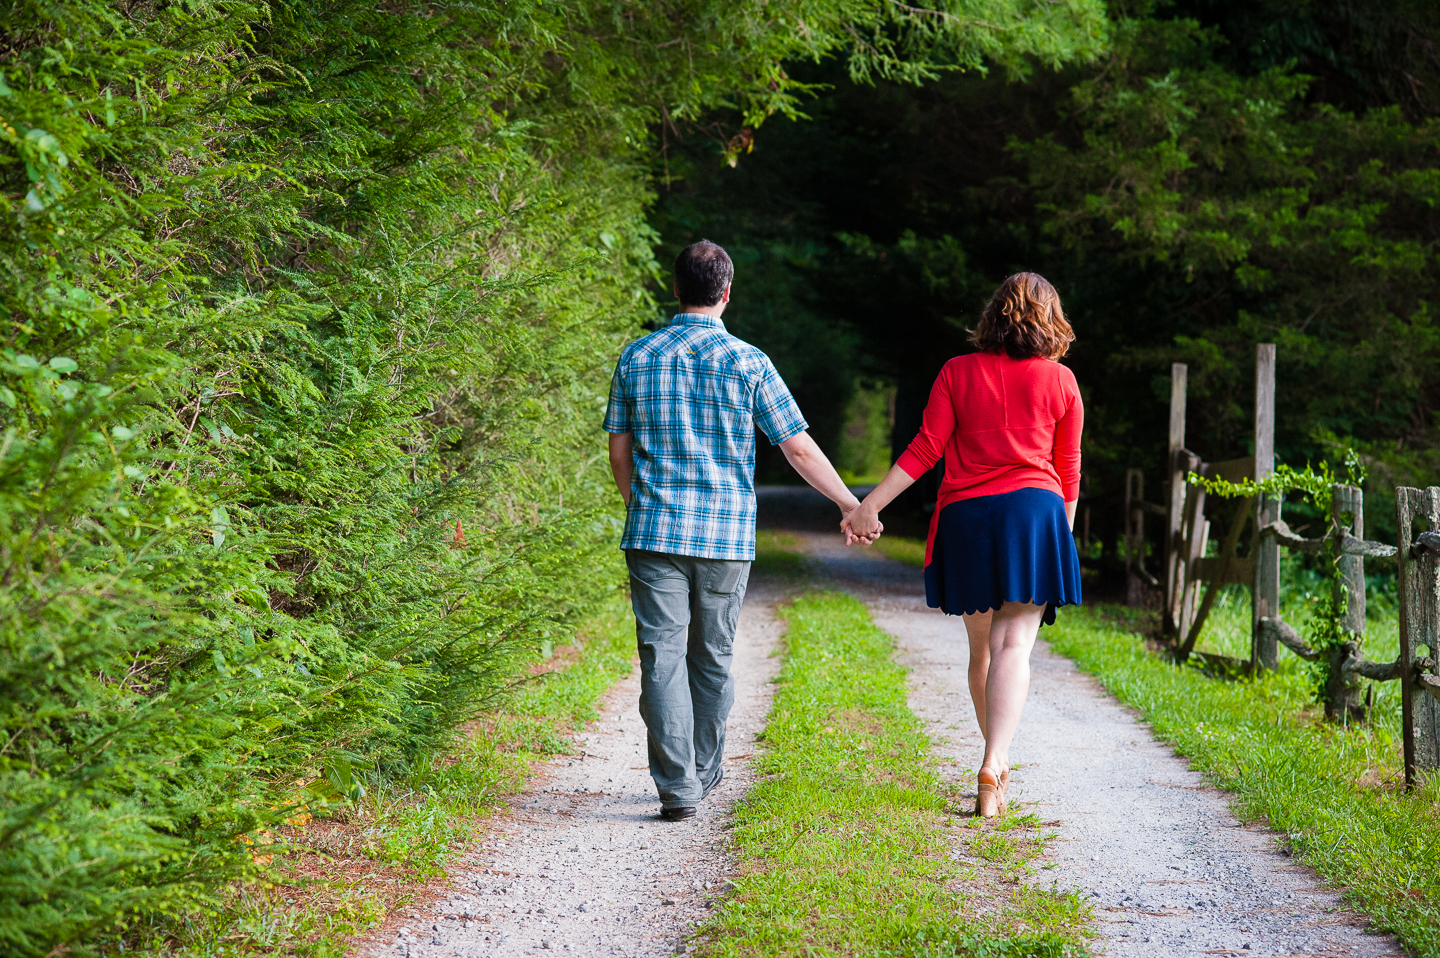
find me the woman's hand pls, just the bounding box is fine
[843,501,884,545]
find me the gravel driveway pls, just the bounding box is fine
[360,484,1405,957]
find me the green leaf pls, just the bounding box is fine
[236,587,269,611]
[48,356,77,372]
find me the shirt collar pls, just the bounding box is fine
[669,311,725,329]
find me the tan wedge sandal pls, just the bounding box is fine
[976,767,1007,818]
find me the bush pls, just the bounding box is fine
[0,0,1105,952]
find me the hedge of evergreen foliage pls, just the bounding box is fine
[0,0,1106,954]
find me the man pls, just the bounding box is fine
[603,239,867,821]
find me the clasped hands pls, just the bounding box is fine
[840,499,883,547]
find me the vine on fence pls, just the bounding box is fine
[1188,452,1367,702]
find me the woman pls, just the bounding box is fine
[843,272,1082,818]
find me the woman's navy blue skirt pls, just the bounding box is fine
[923,487,1082,626]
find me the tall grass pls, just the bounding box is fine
[1190,559,1403,726]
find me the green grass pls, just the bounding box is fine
[1187,579,1405,727]
[871,535,928,568]
[169,599,638,957]
[1047,606,1440,957]
[755,529,812,577]
[701,591,1090,958]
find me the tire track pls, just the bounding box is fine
[360,583,783,958]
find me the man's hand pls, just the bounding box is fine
[842,501,883,545]
[838,463,921,548]
[608,432,634,506]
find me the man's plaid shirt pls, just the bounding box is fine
[603,313,808,561]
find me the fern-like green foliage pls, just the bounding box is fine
[0,0,1106,954]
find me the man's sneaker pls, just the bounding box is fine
[659,806,696,821]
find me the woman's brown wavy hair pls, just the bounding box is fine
[969,272,1074,360]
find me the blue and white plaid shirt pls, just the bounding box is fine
[603,313,808,561]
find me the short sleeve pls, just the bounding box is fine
[602,357,631,433]
[751,358,808,445]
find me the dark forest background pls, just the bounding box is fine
[656,0,1440,562]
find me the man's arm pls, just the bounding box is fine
[608,432,633,506]
[778,431,860,516]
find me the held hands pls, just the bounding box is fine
[841,500,883,546]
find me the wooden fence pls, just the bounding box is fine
[1142,344,1440,786]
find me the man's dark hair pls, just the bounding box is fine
[674,240,733,307]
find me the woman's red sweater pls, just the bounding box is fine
[895,351,1084,566]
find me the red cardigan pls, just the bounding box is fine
[896,351,1084,566]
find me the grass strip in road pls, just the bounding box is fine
[702,591,1089,958]
[1046,607,1440,957]
[174,600,637,957]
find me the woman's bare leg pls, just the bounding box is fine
[962,610,992,738]
[980,601,1047,776]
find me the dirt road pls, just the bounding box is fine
[362,486,1402,957]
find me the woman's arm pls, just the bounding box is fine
[1054,372,1083,534]
[1054,376,1083,502]
[844,365,957,541]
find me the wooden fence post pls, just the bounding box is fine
[1251,344,1279,671]
[1165,363,1188,636]
[1398,486,1440,785]
[1326,484,1366,721]
[1125,468,1145,606]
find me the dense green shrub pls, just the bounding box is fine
[0,0,1104,953]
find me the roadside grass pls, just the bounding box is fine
[702,591,1090,958]
[171,599,637,957]
[1047,606,1440,957]
[1188,578,1404,726]
[870,535,927,569]
[755,529,812,578]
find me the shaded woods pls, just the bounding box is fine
[0,0,1104,954]
[655,0,1440,562]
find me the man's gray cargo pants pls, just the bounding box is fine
[625,549,751,810]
